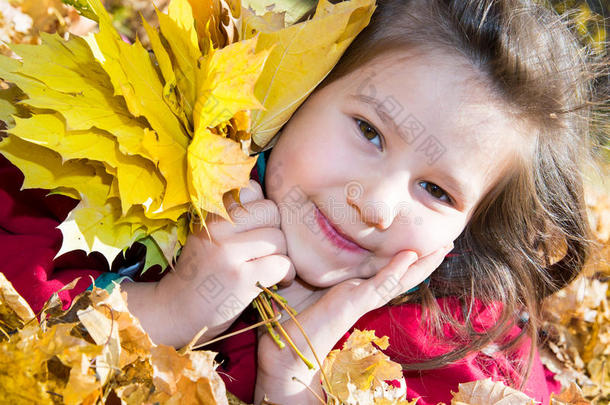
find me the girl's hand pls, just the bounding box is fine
[133,180,296,348]
[273,278,329,324]
[254,243,454,405]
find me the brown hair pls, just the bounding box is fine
[317,0,608,390]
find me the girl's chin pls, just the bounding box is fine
[299,276,338,289]
[287,228,363,288]
[293,262,349,288]
[292,269,328,288]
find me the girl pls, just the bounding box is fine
[0,0,604,404]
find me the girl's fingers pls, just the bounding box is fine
[225,227,288,262]
[204,180,281,237]
[360,250,418,310]
[242,254,296,289]
[206,198,281,235]
[348,243,452,312]
[398,243,454,286]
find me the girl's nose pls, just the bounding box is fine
[345,178,406,230]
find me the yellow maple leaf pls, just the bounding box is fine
[0,134,107,202]
[194,37,268,131]
[141,18,184,124]
[322,329,415,405]
[0,84,25,127]
[247,0,376,151]
[2,33,151,158]
[188,127,257,222]
[88,0,192,211]
[57,199,146,261]
[11,114,166,214]
[155,0,202,120]
[87,0,186,141]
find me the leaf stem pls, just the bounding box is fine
[291,376,327,405]
[254,296,285,348]
[259,295,314,369]
[191,313,281,350]
[256,282,333,397]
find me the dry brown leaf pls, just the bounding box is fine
[0,271,35,333]
[152,344,193,394]
[450,378,536,405]
[585,185,610,244]
[585,357,610,398]
[322,329,417,405]
[550,382,591,404]
[85,286,154,368]
[0,336,53,403]
[150,345,228,404]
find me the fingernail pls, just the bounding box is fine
[239,186,258,203]
[406,251,418,263]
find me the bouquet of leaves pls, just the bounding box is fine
[0,0,375,272]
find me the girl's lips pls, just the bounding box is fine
[313,204,369,254]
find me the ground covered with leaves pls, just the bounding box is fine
[0,270,597,404]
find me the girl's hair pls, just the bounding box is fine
[318,0,608,390]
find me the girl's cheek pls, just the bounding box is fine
[393,212,465,258]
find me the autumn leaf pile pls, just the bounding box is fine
[0,0,375,273]
[540,185,610,404]
[0,273,423,405]
[0,272,592,405]
[0,272,232,404]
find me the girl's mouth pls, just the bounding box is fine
[313,204,369,254]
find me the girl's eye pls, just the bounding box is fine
[355,118,382,150]
[419,181,453,204]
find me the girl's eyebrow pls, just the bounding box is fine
[349,93,476,208]
[348,94,402,136]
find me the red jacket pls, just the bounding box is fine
[0,153,561,404]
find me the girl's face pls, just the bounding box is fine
[265,48,523,288]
